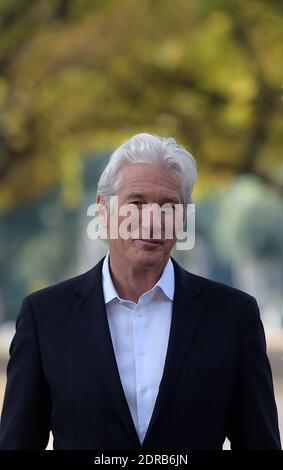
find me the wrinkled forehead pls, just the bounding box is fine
[117,164,182,201]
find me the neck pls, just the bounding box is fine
[108,253,168,303]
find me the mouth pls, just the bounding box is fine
[133,239,164,246]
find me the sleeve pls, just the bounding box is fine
[227,296,281,449]
[0,296,51,449]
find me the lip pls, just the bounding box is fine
[133,239,164,245]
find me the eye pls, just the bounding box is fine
[162,203,176,212]
[130,201,143,208]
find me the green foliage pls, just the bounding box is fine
[0,0,282,209]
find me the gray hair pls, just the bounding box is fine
[97,133,197,205]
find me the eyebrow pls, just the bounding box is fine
[125,192,180,204]
[125,192,147,201]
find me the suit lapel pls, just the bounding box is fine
[142,258,204,447]
[73,257,141,448]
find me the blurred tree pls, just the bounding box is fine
[212,176,283,262]
[0,0,282,210]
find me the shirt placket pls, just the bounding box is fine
[133,300,150,442]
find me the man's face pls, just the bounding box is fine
[106,163,182,270]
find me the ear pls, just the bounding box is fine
[96,194,104,205]
[96,194,108,228]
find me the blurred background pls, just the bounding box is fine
[0,0,282,448]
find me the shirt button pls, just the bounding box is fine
[139,347,144,356]
[136,312,142,317]
[140,386,147,394]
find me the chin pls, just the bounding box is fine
[131,246,165,268]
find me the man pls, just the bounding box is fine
[0,133,281,450]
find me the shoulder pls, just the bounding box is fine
[26,272,83,304]
[25,257,105,311]
[191,271,254,303]
[172,257,257,318]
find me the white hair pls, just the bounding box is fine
[97,132,197,205]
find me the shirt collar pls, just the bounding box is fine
[102,251,175,304]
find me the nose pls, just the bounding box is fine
[140,203,163,239]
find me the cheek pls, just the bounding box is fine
[166,237,176,249]
[174,214,184,233]
[118,213,140,240]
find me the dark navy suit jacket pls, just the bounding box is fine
[0,257,281,449]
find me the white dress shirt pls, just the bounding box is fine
[102,251,174,444]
